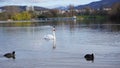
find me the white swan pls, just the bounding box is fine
[44,26,56,41]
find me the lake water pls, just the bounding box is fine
[0,21,120,68]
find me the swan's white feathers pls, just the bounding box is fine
[44,34,54,40]
[44,27,56,41]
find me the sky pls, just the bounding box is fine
[0,0,100,8]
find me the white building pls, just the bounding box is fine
[26,6,34,11]
[103,7,111,11]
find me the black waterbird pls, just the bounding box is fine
[4,51,15,59]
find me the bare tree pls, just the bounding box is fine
[108,3,120,20]
[49,9,59,17]
[68,4,76,17]
[4,6,21,19]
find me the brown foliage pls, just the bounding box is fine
[108,3,120,20]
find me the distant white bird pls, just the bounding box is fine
[44,26,56,41]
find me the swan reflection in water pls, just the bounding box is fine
[52,38,56,49]
[84,53,94,62]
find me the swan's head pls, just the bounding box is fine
[12,51,15,55]
[53,26,55,31]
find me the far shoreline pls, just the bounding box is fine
[0,20,46,23]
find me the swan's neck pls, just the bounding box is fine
[53,31,56,40]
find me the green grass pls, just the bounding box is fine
[77,15,107,21]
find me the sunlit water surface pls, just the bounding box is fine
[0,22,120,68]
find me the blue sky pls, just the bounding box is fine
[0,0,100,8]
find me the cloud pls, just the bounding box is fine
[0,0,53,3]
[0,0,62,6]
[0,0,100,8]
[0,0,100,4]
[0,0,43,6]
[0,0,5,2]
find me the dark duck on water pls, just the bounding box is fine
[84,53,94,62]
[4,51,15,59]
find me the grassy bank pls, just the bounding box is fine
[77,15,107,21]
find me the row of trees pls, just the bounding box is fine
[0,3,120,21]
[12,11,31,20]
[37,3,120,20]
[37,5,77,18]
[77,3,120,21]
[108,3,120,20]
[0,6,32,20]
[0,11,32,21]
